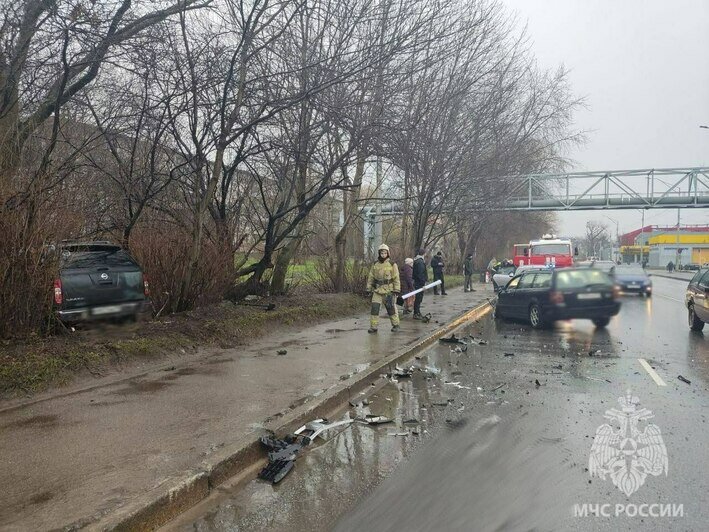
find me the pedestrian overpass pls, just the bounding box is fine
[501,167,709,211]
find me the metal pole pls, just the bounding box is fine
[375,157,383,253]
[676,208,681,267]
[641,210,645,264]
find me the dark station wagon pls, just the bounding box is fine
[53,241,150,323]
[494,267,621,329]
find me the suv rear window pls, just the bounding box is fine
[555,269,612,289]
[61,250,138,268]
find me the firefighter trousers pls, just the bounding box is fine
[370,292,400,328]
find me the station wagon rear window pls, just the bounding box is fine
[555,269,612,289]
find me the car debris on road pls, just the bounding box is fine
[678,375,691,385]
[439,334,466,345]
[258,418,354,483]
[360,415,393,425]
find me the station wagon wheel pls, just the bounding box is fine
[688,304,705,331]
[528,304,543,329]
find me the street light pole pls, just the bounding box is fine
[640,210,645,265]
[602,215,620,262]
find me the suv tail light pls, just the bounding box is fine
[53,279,63,305]
[550,290,564,304]
[143,274,150,297]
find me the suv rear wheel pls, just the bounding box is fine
[528,304,545,329]
[688,304,705,331]
[592,317,610,328]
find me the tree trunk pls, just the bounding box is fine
[176,152,221,312]
[270,224,304,295]
[334,151,365,292]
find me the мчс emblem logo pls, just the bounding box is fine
[589,390,668,497]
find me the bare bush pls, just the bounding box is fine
[130,224,233,315]
[311,257,369,295]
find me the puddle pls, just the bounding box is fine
[203,357,234,365]
[113,380,174,395]
[1,414,58,429]
[29,491,55,505]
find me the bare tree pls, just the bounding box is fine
[580,220,611,258]
[0,0,210,193]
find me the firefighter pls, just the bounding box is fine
[366,244,401,333]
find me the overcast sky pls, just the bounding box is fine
[501,0,709,237]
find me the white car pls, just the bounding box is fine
[492,264,551,291]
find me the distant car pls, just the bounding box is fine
[681,263,700,271]
[494,267,620,329]
[53,241,150,323]
[686,268,709,331]
[588,260,616,273]
[611,264,652,297]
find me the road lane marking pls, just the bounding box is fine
[654,293,684,303]
[638,358,667,387]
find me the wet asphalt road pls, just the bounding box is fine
[167,276,708,531]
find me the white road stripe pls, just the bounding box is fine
[638,358,667,387]
[654,293,684,303]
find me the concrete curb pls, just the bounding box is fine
[102,299,493,531]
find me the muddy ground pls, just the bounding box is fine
[0,293,367,399]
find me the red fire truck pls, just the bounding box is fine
[512,235,577,268]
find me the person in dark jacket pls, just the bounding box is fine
[431,251,447,295]
[412,249,428,318]
[463,253,475,292]
[401,258,415,314]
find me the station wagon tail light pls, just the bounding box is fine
[143,274,150,297]
[550,290,564,304]
[53,279,63,305]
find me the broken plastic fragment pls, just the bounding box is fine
[393,365,414,378]
[258,459,295,483]
[363,415,393,425]
[439,334,465,345]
